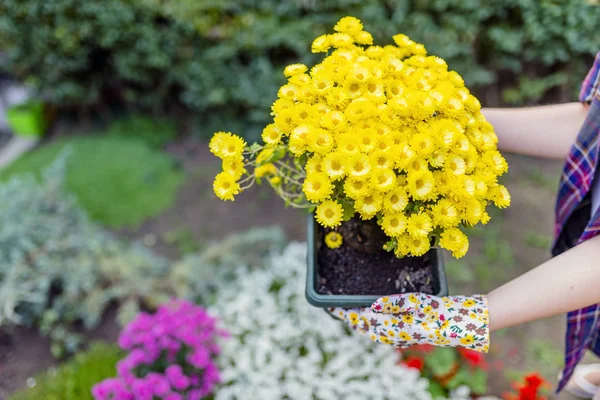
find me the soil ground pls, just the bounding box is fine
[0,136,589,399]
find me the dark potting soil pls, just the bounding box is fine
[316,216,434,295]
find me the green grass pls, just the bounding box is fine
[9,342,123,400]
[0,136,184,228]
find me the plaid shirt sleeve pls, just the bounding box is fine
[579,52,600,104]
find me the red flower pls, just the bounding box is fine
[403,356,424,372]
[450,332,458,339]
[504,372,549,400]
[373,303,382,311]
[439,315,445,322]
[458,348,486,369]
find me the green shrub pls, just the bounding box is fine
[0,136,184,228]
[107,115,178,148]
[1,0,597,140]
[8,342,123,400]
[0,154,285,356]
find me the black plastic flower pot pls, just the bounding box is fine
[305,213,448,308]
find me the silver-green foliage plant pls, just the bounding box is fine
[0,151,285,356]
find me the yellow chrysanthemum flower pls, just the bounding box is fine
[289,73,311,86]
[430,199,459,228]
[429,149,447,168]
[209,132,246,160]
[283,63,308,77]
[288,124,312,156]
[278,83,299,101]
[330,32,354,48]
[381,213,407,237]
[370,168,396,192]
[337,134,361,155]
[273,108,296,133]
[460,198,484,226]
[316,200,344,228]
[355,193,383,219]
[406,212,433,238]
[410,132,436,157]
[256,148,274,165]
[344,177,370,199]
[305,155,324,175]
[482,150,509,175]
[255,163,277,178]
[213,172,240,201]
[303,172,333,203]
[445,154,466,176]
[347,153,372,179]
[370,150,394,169]
[488,185,511,208]
[383,187,408,213]
[307,129,335,155]
[394,143,416,171]
[353,30,373,45]
[345,97,376,122]
[397,233,430,257]
[222,157,246,180]
[439,227,468,252]
[406,169,435,200]
[334,16,364,33]
[320,110,348,131]
[261,124,283,146]
[358,129,376,153]
[323,151,347,180]
[311,34,330,53]
[324,231,343,249]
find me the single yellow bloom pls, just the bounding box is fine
[316,200,344,228]
[406,169,435,200]
[406,212,433,238]
[370,168,396,193]
[213,172,240,201]
[303,172,333,203]
[311,34,330,53]
[355,193,382,219]
[381,213,407,237]
[344,177,370,199]
[255,163,277,178]
[222,158,246,180]
[334,16,363,33]
[383,187,408,213]
[347,153,372,179]
[283,63,308,77]
[262,124,283,146]
[324,231,343,249]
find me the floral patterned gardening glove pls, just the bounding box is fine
[330,293,490,353]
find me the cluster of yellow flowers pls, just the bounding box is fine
[210,16,511,259]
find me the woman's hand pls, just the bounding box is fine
[331,293,490,353]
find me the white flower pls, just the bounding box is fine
[210,242,483,400]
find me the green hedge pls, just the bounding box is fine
[1,0,598,139]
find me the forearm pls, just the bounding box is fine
[487,234,600,331]
[481,103,588,160]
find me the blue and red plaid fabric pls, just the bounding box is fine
[553,52,600,392]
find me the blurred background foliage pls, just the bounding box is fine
[0,0,598,141]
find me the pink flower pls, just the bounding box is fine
[93,300,225,400]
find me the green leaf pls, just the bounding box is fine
[341,201,355,221]
[427,381,447,398]
[425,347,457,377]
